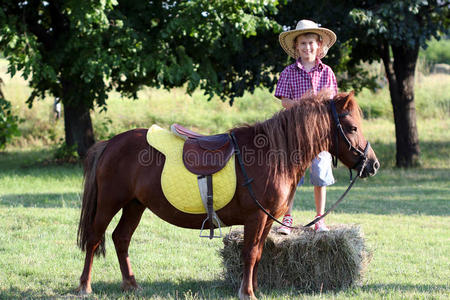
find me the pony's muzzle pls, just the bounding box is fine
[358,159,380,178]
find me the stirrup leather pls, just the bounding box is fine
[197,175,225,239]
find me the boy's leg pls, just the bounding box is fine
[314,185,326,216]
[310,151,334,232]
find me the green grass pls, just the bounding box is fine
[0,127,449,299]
[0,155,449,299]
[1,58,449,299]
[357,73,450,119]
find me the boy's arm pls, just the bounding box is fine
[325,67,338,96]
[275,68,293,108]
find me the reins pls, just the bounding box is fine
[230,131,293,228]
[230,100,371,230]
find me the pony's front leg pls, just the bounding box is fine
[251,220,274,292]
[239,213,268,300]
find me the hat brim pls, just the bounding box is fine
[279,28,336,59]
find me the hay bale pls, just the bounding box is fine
[220,225,371,293]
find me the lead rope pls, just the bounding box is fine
[230,131,366,230]
[229,132,296,228]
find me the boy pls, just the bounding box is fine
[275,19,338,234]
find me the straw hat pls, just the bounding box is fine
[279,19,336,59]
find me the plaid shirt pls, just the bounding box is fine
[275,59,338,100]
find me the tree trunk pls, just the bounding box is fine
[63,103,95,158]
[380,42,420,167]
[60,76,96,158]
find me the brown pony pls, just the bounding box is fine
[76,92,379,300]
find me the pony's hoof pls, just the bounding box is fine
[76,284,92,295]
[239,295,258,300]
[239,290,258,300]
[121,280,142,292]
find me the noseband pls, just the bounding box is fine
[330,100,371,178]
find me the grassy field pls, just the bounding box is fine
[0,147,449,299]
[0,58,449,299]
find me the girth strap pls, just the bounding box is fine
[206,175,214,238]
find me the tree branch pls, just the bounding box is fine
[22,0,53,50]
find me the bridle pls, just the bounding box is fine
[302,100,371,227]
[329,100,371,179]
[230,100,372,230]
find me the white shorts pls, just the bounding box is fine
[298,151,335,187]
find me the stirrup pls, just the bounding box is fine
[199,215,223,239]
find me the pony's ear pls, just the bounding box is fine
[342,91,355,110]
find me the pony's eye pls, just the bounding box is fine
[346,126,357,133]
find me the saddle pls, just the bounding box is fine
[171,124,234,176]
[171,124,235,239]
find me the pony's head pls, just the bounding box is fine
[331,91,379,178]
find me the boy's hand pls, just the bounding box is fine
[281,97,296,109]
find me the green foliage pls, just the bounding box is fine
[0,97,20,149]
[0,0,282,108]
[1,0,448,162]
[420,37,450,66]
[348,0,449,51]
[0,0,118,109]
[112,0,283,102]
[93,116,114,140]
[52,141,79,164]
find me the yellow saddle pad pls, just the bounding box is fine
[146,125,236,214]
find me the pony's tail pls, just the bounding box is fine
[77,141,108,257]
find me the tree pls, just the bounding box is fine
[277,0,450,167]
[1,1,118,157]
[0,0,281,157]
[275,0,449,167]
[347,0,449,167]
[0,78,21,149]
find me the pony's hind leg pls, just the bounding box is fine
[112,198,146,292]
[77,203,121,294]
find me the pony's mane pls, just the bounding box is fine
[241,91,361,181]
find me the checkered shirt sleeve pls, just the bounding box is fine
[274,68,291,99]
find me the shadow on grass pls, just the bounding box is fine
[2,165,449,215]
[0,148,82,175]
[0,192,80,208]
[294,167,450,217]
[2,186,448,215]
[368,140,449,169]
[1,143,449,216]
[3,281,447,299]
[59,279,336,299]
[361,283,450,293]
[93,279,235,299]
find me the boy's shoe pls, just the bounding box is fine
[277,215,293,235]
[314,215,329,232]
